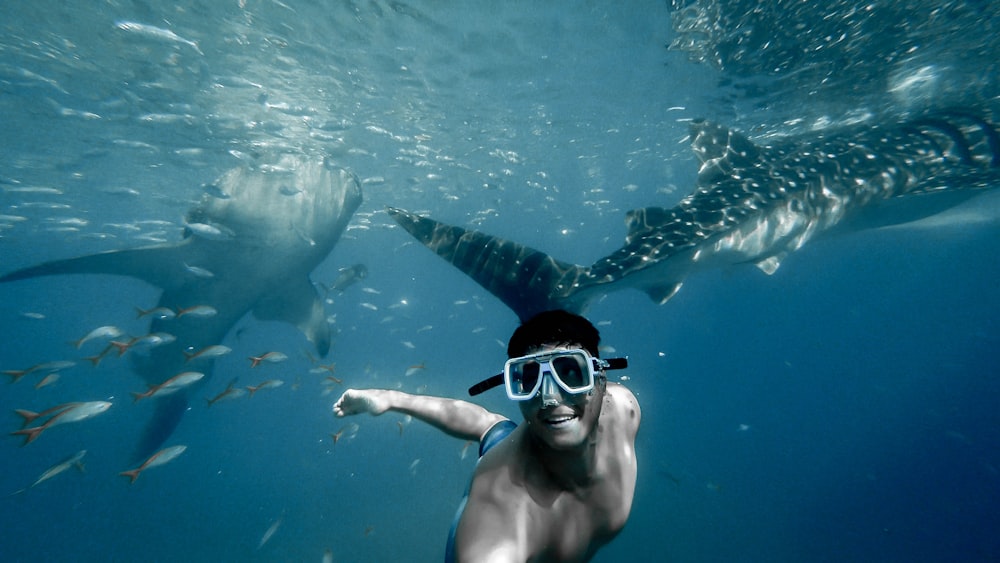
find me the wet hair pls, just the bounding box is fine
[507,310,601,359]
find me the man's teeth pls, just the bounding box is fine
[547,415,575,423]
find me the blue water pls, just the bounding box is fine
[2,1,999,561]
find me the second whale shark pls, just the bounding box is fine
[1,155,362,459]
[389,110,1000,321]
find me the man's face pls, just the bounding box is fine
[517,344,605,451]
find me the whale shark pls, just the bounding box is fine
[388,110,1000,321]
[1,155,362,459]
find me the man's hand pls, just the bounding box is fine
[333,389,392,417]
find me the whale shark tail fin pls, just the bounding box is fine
[387,207,595,321]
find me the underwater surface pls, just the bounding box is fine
[1,1,998,561]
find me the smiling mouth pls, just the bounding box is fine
[543,413,578,428]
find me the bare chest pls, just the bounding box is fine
[466,466,634,562]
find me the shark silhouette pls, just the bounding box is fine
[1,155,362,459]
[388,110,1000,321]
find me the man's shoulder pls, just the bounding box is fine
[605,382,641,433]
[606,382,639,410]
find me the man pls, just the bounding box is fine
[333,309,641,562]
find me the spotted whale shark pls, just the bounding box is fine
[389,110,1000,321]
[1,155,362,459]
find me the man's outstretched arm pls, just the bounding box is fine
[334,389,508,442]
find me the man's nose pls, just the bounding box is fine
[540,371,561,405]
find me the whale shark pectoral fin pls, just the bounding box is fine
[754,255,784,275]
[0,241,194,291]
[253,278,331,356]
[387,207,591,320]
[645,282,684,305]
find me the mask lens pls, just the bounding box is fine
[512,361,540,396]
[552,354,588,389]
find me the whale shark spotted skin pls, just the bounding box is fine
[389,110,1000,321]
[1,155,362,459]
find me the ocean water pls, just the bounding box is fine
[1,1,998,562]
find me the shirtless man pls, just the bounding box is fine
[333,310,641,562]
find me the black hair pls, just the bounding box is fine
[507,309,601,358]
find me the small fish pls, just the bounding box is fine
[183,221,232,240]
[10,450,88,496]
[14,403,75,427]
[331,422,359,445]
[359,302,378,311]
[71,325,124,349]
[175,305,218,318]
[16,450,88,494]
[328,263,367,293]
[319,376,343,397]
[246,379,284,397]
[130,332,177,350]
[10,401,112,445]
[183,263,215,278]
[258,516,283,549]
[184,344,232,363]
[404,363,425,377]
[105,333,174,357]
[3,360,76,383]
[136,306,177,320]
[3,361,75,385]
[114,21,203,55]
[309,362,337,375]
[249,352,288,368]
[322,549,333,563]
[401,341,416,350]
[132,371,205,402]
[34,373,60,389]
[206,379,247,407]
[119,445,187,483]
[29,360,75,373]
